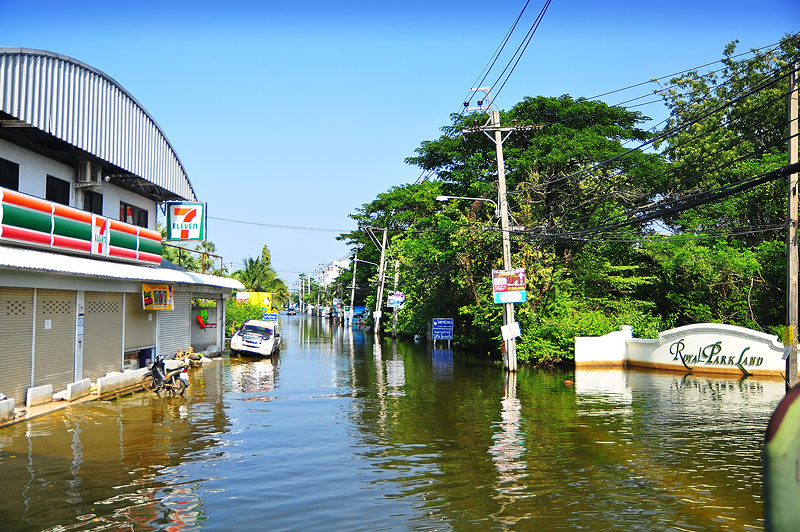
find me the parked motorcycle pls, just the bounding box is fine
[142,355,189,395]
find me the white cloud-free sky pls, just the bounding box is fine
[1,1,797,285]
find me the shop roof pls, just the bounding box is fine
[0,246,244,291]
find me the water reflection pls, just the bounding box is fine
[228,357,279,396]
[0,362,230,532]
[432,347,454,380]
[386,340,406,396]
[0,320,786,532]
[489,372,527,492]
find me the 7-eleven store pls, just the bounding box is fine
[0,48,243,408]
[0,188,241,407]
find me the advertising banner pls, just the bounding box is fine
[166,202,207,241]
[387,291,405,308]
[492,268,527,304]
[142,283,173,310]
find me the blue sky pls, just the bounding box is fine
[1,1,797,286]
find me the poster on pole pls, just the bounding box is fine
[501,321,521,341]
[492,268,527,304]
[387,291,405,309]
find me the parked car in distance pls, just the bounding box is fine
[230,319,281,357]
[287,306,297,315]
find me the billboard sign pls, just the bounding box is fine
[432,318,454,340]
[387,291,405,308]
[142,283,173,310]
[492,268,527,304]
[166,202,207,241]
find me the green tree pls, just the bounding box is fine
[640,35,799,331]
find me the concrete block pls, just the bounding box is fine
[0,398,15,422]
[26,384,53,407]
[66,379,91,402]
[96,373,122,394]
[121,368,147,388]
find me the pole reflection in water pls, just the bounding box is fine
[489,372,527,497]
[386,340,405,396]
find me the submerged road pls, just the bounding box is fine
[0,315,783,531]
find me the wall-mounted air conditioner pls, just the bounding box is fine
[76,161,103,187]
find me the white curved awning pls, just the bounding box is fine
[0,48,196,201]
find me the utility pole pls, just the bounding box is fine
[391,260,400,338]
[492,107,517,372]
[788,60,799,389]
[316,271,321,314]
[373,228,388,336]
[463,89,541,372]
[349,252,358,325]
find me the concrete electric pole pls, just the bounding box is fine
[349,252,358,324]
[391,260,400,338]
[371,227,388,336]
[462,88,541,372]
[788,60,799,389]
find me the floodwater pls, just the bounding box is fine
[0,316,784,531]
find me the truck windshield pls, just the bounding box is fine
[243,325,272,338]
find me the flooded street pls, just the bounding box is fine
[0,315,784,531]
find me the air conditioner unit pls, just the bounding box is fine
[76,161,103,187]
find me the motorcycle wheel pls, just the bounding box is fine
[142,374,159,393]
[176,379,187,396]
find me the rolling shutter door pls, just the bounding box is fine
[34,289,75,391]
[83,292,123,381]
[124,293,155,351]
[158,292,191,357]
[0,288,34,404]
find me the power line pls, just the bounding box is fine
[209,215,351,233]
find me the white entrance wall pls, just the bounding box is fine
[575,323,785,377]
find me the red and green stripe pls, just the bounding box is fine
[1,186,164,266]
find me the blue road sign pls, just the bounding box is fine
[432,318,454,340]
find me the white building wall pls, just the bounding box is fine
[0,137,157,228]
[0,137,77,207]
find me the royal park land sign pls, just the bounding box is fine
[166,202,206,241]
[574,323,785,377]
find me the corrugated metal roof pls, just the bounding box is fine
[0,246,244,290]
[0,48,196,201]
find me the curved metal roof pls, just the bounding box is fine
[0,48,196,201]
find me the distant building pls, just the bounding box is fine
[322,260,349,287]
[0,48,242,405]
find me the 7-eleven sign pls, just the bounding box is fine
[91,214,109,256]
[166,202,206,241]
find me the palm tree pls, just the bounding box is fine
[233,245,288,307]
